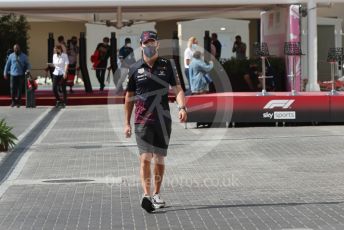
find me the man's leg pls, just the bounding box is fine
[140,153,153,196]
[151,121,170,209]
[68,64,76,93]
[61,78,67,106]
[52,75,61,106]
[95,69,102,90]
[10,76,16,106]
[140,152,155,213]
[100,69,106,90]
[151,153,167,209]
[184,68,192,95]
[153,154,165,195]
[16,75,24,106]
[95,69,101,83]
[115,67,128,92]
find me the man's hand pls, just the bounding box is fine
[179,109,187,123]
[4,75,8,80]
[124,124,132,138]
[63,73,67,80]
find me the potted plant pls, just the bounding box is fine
[0,119,17,152]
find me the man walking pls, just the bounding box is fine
[117,37,136,92]
[3,44,31,107]
[124,31,187,213]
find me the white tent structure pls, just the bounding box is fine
[1,0,344,91]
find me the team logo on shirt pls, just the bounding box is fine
[158,70,166,76]
[137,74,147,81]
[138,68,145,74]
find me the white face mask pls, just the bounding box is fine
[126,43,131,47]
[191,44,198,50]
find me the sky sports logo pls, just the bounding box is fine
[263,100,296,120]
[263,111,296,120]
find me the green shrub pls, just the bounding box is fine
[0,119,17,152]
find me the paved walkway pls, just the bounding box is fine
[0,107,50,164]
[1,105,344,229]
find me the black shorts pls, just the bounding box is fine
[135,121,172,156]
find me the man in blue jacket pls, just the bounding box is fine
[3,44,31,107]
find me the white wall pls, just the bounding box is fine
[301,17,343,81]
[85,22,156,87]
[177,18,250,86]
[177,18,250,60]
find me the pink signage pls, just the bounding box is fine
[261,5,301,91]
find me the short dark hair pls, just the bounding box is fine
[211,33,218,39]
[103,37,110,43]
[58,35,64,42]
[125,38,131,44]
[235,35,241,40]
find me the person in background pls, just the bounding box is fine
[52,45,69,108]
[3,44,31,108]
[57,35,67,53]
[211,33,222,61]
[92,37,110,91]
[117,37,136,92]
[232,35,247,60]
[184,36,198,93]
[189,51,214,94]
[67,36,79,73]
[67,36,79,92]
[243,62,261,92]
[189,51,214,128]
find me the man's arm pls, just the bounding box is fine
[172,85,187,122]
[184,49,192,67]
[185,59,191,66]
[118,48,124,65]
[232,42,237,53]
[242,43,247,54]
[62,44,67,54]
[63,54,69,79]
[124,91,135,137]
[3,56,11,79]
[199,61,214,73]
[24,54,32,72]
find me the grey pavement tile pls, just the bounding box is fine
[0,105,344,229]
[0,107,49,165]
[0,107,49,138]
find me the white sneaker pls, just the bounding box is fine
[152,194,166,209]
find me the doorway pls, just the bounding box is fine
[317,25,335,82]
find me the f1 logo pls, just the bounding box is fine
[264,100,295,109]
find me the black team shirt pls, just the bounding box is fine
[127,57,179,125]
